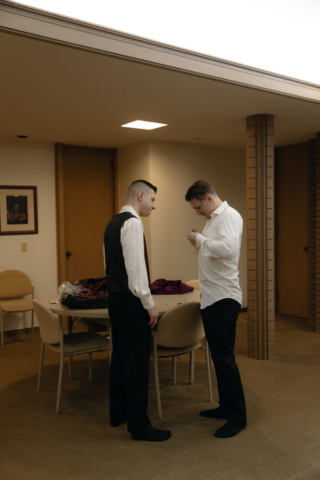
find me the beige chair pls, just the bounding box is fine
[186,279,200,290]
[74,317,112,365]
[152,301,212,418]
[33,300,110,413]
[0,270,34,348]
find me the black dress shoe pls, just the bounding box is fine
[214,420,247,438]
[131,425,171,442]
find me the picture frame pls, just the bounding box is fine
[0,185,38,235]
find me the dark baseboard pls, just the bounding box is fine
[5,327,40,335]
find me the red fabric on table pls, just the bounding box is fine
[150,279,194,295]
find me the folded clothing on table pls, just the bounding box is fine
[150,279,194,295]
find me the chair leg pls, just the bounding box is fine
[172,357,177,385]
[56,353,65,414]
[37,342,45,392]
[189,351,195,385]
[153,334,162,418]
[0,308,3,349]
[68,316,73,334]
[88,352,92,383]
[205,339,213,403]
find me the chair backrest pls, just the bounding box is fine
[185,279,200,291]
[32,300,62,345]
[0,270,32,299]
[156,301,204,348]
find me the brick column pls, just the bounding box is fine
[246,115,275,360]
[308,132,320,334]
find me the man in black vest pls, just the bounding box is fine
[104,180,171,442]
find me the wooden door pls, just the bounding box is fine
[276,144,308,318]
[56,145,117,284]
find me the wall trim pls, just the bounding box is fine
[1,1,320,103]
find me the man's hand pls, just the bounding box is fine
[187,229,199,245]
[147,305,159,328]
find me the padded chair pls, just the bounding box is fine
[185,279,200,290]
[186,278,213,370]
[0,270,34,348]
[33,300,110,413]
[74,317,112,365]
[152,301,212,418]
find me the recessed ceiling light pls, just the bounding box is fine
[121,120,167,130]
[16,135,28,138]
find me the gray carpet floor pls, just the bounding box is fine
[1,313,320,480]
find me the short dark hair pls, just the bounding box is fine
[185,180,216,201]
[127,180,157,199]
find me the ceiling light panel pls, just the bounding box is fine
[121,120,167,130]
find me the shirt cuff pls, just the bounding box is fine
[140,293,155,310]
[196,233,206,248]
[192,244,199,255]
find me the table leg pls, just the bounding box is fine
[68,316,73,334]
[172,357,177,385]
[68,316,74,379]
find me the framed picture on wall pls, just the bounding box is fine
[0,186,38,235]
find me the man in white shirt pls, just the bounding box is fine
[186,180,247,438]
[104,180,171,442]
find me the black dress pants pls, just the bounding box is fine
[108,293,151,434]
[201,298,247,425]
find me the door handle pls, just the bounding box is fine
[303,246,309,252]
[66,251,72,258]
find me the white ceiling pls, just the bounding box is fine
[1,31,320,149]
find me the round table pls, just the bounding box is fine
[43,289,200,324]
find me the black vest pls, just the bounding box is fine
[104,211,136,294]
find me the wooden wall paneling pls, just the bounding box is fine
[55,143,67,329]
[246,115,275,360]
[276,144,309,318]
[55,143,66,286]
[308,132,320,334]
[112,148,119,215]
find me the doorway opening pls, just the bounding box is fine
[274,143,315,357]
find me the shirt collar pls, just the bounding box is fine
[210,201,228,218]
[120,205,142,222]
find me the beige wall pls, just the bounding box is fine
[0,138,57,330]
[0,137,247,334]
[118,140,247,307]
[117,142,153,266]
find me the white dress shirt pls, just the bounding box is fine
[195,201,243,309]
[117,205,154,310]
